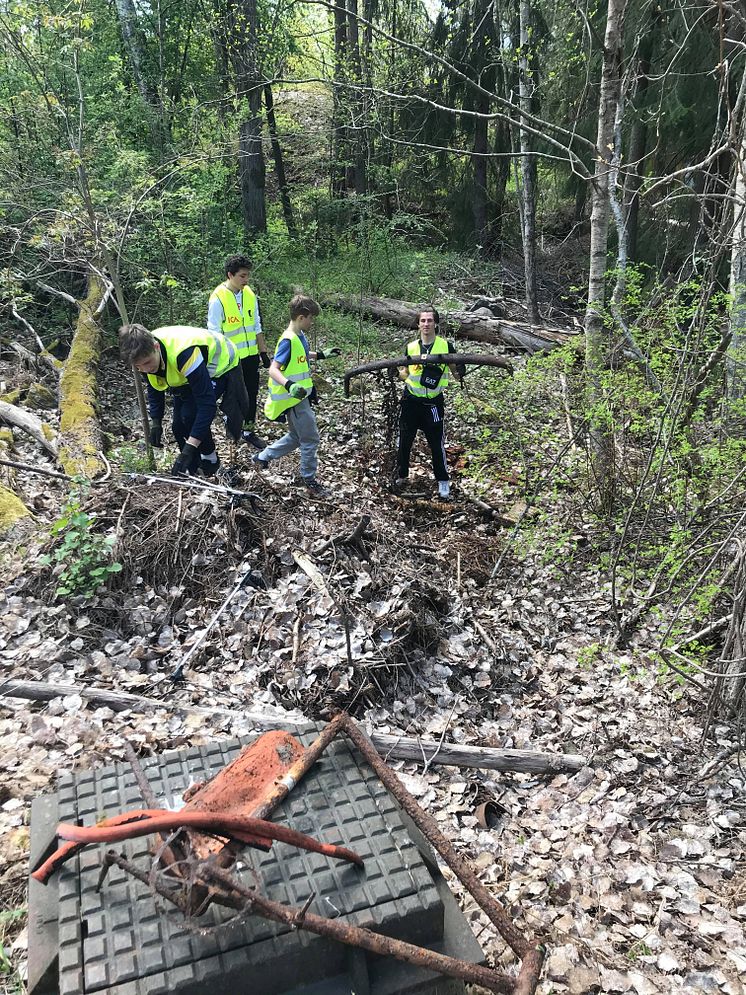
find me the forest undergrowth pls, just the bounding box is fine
[1,254,746,993]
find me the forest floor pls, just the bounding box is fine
[0,313,745,995]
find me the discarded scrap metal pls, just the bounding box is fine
[128,472,262,508]
[31,713,545,995]
[344,353,514,397]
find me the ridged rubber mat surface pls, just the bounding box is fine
[56,729,444,995]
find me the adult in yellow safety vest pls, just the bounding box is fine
[395,306,465,500]
[119,324,248,478]
[207,254,270,450]
[252,294,340,496]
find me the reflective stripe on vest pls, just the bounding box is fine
[211,285,259,358]
[405,335,450,398]
[146,326,238,392]
[264,330,313,421]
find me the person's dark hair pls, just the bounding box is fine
[225,254,252,277]
[119,324,156,366]
[419,306,439,327]
[290,294,321,320]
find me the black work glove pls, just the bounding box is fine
[149,419,163,448]
[171,442,200,476]
[316,347,341,360]
[260,351,271,369]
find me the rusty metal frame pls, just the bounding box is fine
[33,713,545,994]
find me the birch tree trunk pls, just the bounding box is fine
[113,0,165,150]
[584,0,627,513]
[726,48,746,409]
[518,0,540,324]
[728,125,746,402]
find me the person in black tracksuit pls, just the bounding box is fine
[396,307,465,500]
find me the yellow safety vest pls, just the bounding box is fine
[405,335,450,399]
[210,285,259,358]
[264,330,313,421]
[146,326,238,392]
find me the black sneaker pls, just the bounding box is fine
[200,456,221,477]
[252,454,270,469]
[303,476,329,496]
[242,430,267,450]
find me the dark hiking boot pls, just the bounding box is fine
[199,455,221,477]
[302,476,329,497]
[242,429,267,450]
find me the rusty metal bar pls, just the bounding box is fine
[203,864,515,995]
[514,945,545,995]
[104,851,192,915]
[124,743,159,808]
[338,715,533,959]
[124,743,188,873]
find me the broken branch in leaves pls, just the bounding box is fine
[344,354,513,397]
[0,680,586,774]
[326,294,576,354]
[0,398,58,456]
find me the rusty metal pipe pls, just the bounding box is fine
[203,864,515,995]
[338,714,531,958]
[56,812,364,866]
[32,808,168,884]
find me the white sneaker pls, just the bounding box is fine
[438,481,451,499]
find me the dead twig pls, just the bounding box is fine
[171,561,256,681]
[0,457,69,481]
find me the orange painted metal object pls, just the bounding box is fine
[180,729,305,856]
[31,729,342,885]
[56,813,363,866]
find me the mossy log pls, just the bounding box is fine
[58,275,105,478]
[0,483,30,532]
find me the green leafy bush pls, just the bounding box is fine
[38,484,122,598]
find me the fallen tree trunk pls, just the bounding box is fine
[327,294,576,354]
[1,679,299,726]
[371,734,586,774]
[344,353,513,397]
[58,274,106,478]
[0,399,58,456]
[1,679,587,774]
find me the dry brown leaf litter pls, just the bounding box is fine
[0,357,744,995]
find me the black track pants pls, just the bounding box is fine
[241,353,260,425]
[172,391,218,455]
[397,392,449,482]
